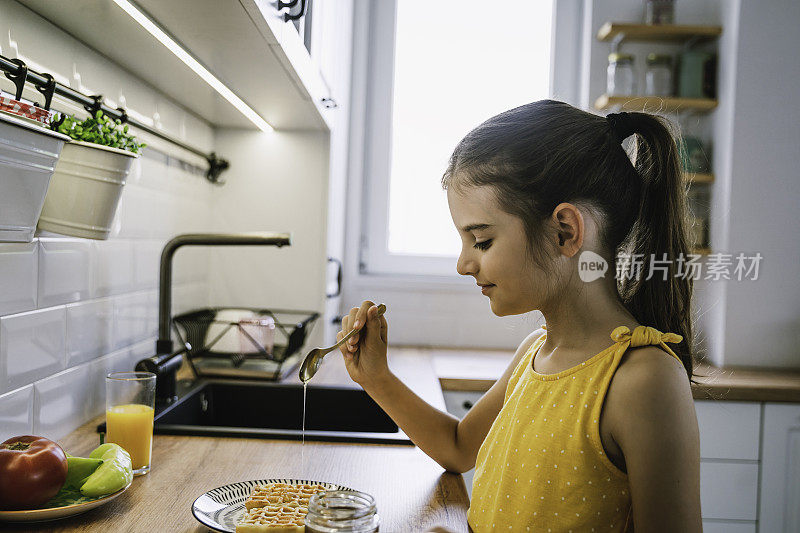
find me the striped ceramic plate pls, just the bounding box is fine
[191,478,354,532]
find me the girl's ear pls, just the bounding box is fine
[551,202,584,257]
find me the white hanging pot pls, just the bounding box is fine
[0,112,70,242]
[37,140,139,240]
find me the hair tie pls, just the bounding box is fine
[606,112,637,143]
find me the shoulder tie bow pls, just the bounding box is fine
[610,325,683,348]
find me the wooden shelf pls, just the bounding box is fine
[597,23,722,43]
[686,172,714,184]
[595,94,718,113]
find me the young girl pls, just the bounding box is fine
[337,100,701,532]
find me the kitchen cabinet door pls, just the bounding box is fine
[699,462,759,521]
[310,0,354,109]
[759,403,800,533]
[442,390,484,498]
[695,400,760,460]
[319,0,354,345]
[702,521,756,533]
[443,390,485,419]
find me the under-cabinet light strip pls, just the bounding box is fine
[111,0,274,133]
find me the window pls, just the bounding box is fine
[362,0,554,277]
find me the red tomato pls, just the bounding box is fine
[0,435,68,510]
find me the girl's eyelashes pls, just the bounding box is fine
[473,239,493,251]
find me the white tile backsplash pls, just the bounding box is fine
[88,348,133,420]
[129,338,156,368]
[92,240,135,297]
[145,291,159,339]
[0,3,215,442]
[174,247,209,285]
[0,242,37,316]
[172,282,209,317]
[66,298,115,367]
[133,240,163,291]
[33,363,91,441]
[1,306,66,394]
[0,385,34,439]
[38,238,92,307]
[113,292,153,351]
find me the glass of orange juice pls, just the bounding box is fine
[105,371,156,476]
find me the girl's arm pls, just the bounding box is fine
[606,347,702,532]
[339,300,544,473]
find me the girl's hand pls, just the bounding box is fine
[337,300,389,388]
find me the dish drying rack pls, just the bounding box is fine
[173,307,319,381]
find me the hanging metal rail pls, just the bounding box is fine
[0,54,229,183]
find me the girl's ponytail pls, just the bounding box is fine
[611,112,694,377]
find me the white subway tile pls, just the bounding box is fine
[92,240,134,297]
[172,282,208,317]
[115,185,154,239]
[33,363,91,441]
[133,240,163,291]
[113,292,151,351]
[0,385,34,439]
[1,307,66,394]
[0,242,37,316]
[148,192,177,240]
[146,290,159,339]
[174,247,209,285]
[87,348,132,420]
[126,156,143,186]
[38,238,91,307]
[66,298,114,367]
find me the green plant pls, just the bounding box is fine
[51,110,146,154]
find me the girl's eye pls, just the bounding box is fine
[473,239,493,251]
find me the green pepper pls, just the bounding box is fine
[79,443,133,497]
[63,455,104,490]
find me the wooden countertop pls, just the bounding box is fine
[429,348,800,403]
[8,351,469,533]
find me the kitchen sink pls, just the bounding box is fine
[99,379,412,445]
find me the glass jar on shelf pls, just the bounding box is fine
[644,53,674,96]
[607,53,636,96]
[644,0,675,24]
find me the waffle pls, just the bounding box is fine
[236,482,330,533]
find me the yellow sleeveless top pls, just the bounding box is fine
[467,325,683,532]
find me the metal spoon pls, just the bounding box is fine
[299,303,386,383]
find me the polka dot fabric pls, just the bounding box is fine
[467,325,683,532]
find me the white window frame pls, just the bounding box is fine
[360,1,456,277]
[341,0,584,347]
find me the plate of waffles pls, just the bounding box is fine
[192,478,355,532]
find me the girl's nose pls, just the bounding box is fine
[456,251,478,276]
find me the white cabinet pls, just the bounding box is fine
[695,400,760,528]
[700,462,760,520]
[759,403,800,533]
[309,0,354,110]
[443,390,484,419]
[696,400,761,460]
[19,0,334,131]
[703,522,757,533]
[318,0,355,345]
[442,390,485,498]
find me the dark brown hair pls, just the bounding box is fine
[442,100,694,377]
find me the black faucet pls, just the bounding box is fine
[135,232,291,405]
